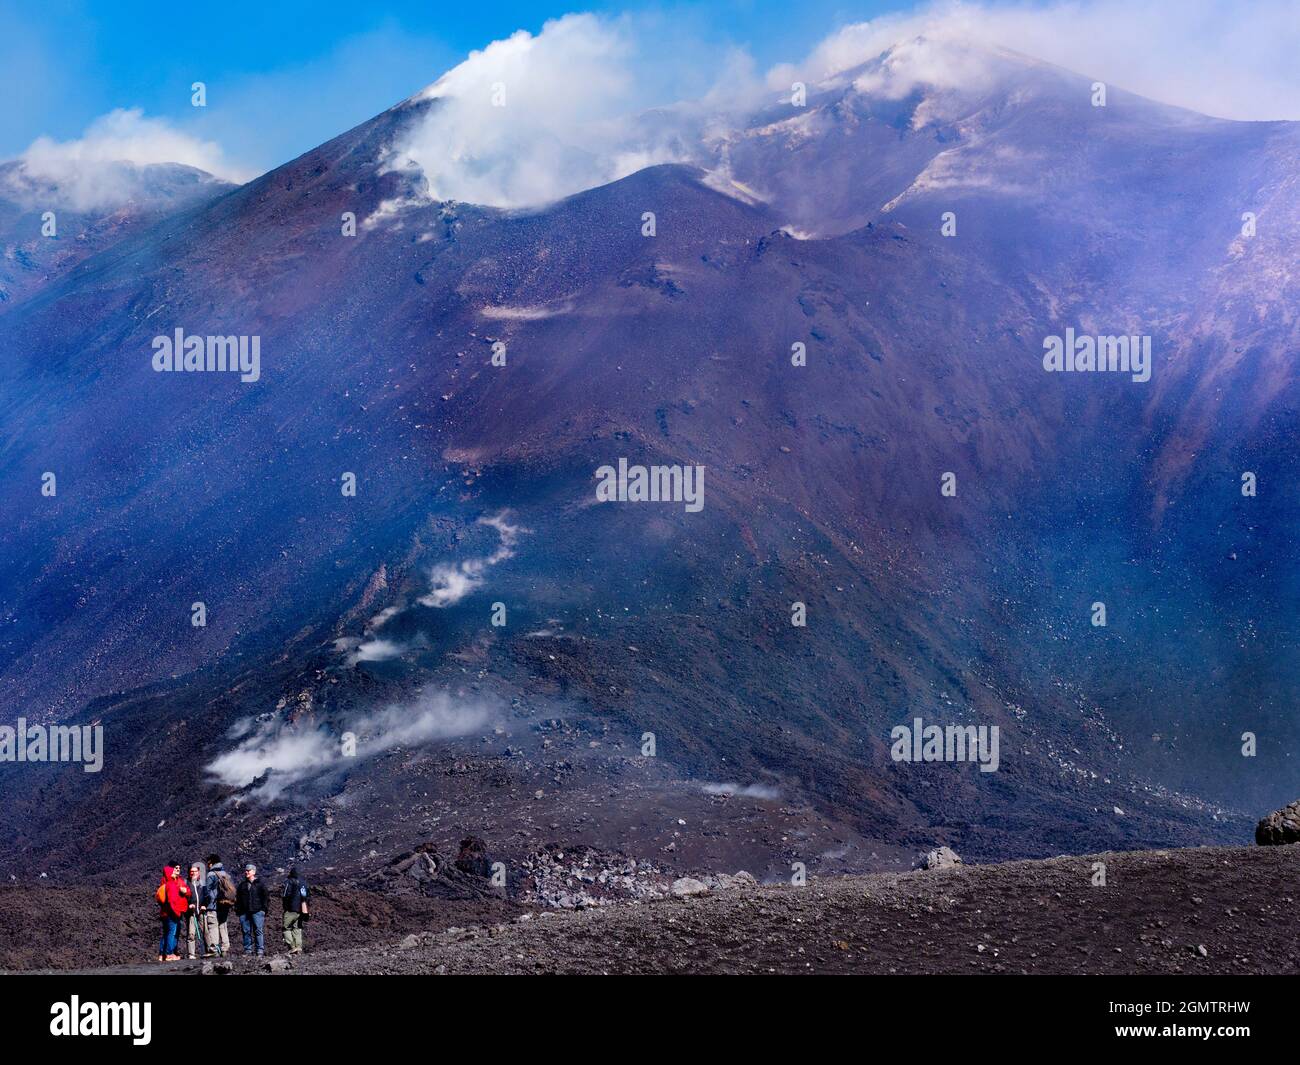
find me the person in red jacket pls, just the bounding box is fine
[157,865,190,962]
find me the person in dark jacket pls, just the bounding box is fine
[201,854,233,957]
[235,862,269,956]
[281,867,310,954]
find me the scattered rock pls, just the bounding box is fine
[1255,800,1300,845]
[398,934,420,950]
[671,877,709,897]
[296,825,337,861]
[264,956,291,973]
[701,871,757,891]
[520,844,669,909]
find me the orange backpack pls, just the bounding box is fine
[155,882,168,905]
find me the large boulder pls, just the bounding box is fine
[1255,800,1300,845]
[368,842,500,900]
[919,847,964,871]
[455,836,492,878]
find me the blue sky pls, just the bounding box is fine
[0,0,908,168]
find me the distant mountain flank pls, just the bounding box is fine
[0,159,234,309]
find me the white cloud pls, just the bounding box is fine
[369,606,403,629]
[383,12,761,209]
[205,691,498,801]
[346,637,406,666]
[206,726,336,798]
[777,1,1300,122]
[418,511,527,608]
[479,302,572,321]
[701,781,782,800]
[5,108,248,210]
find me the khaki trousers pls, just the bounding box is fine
[203,909,231,955]
[283,911,304,952]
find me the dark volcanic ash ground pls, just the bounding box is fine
[10,844,1298,975]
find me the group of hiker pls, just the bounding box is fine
[155,856,310,962]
